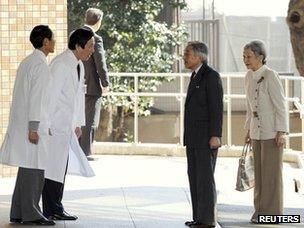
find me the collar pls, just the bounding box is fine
[33,49,48,64]
[194,64,203,74]
[84,25,95,32]
[252,64,267,80]
[66,49,81,67]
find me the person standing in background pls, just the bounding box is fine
[80,8,110,160]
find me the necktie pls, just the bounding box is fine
[190,71,196,80]
[77,64,80,81]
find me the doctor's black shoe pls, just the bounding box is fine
[23,218,55,226]
[49,211,78,220]
[87,156,98,161]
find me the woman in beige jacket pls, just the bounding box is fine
[243,40,288,223]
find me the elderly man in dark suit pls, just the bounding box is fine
[183,41,223,228]
[80,8,110,160]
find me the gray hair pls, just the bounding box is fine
[85,8,103,25]
[187,41,208,62]
[244,40,267,64]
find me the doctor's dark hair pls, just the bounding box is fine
[244,40,267,64]
[68,28,94,50]
[187,41,208,63]
[29,25,53,49]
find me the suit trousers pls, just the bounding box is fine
[10,167,45,221]
[251,139,283,219]
[80,95,102,156]
[186,147,218,225]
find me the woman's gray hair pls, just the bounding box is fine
[187,41,208,62]
[85,8,103,26]
[244,40,267,64]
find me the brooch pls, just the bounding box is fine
[257,76,264,84]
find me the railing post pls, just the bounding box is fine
[284,78,290,149]
[227,75,232,147]
[134,75,139,144]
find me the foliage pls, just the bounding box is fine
[68,0,188,140]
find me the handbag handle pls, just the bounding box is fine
[241,143,251,158]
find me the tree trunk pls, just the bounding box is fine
[287,0,304,76]
[96,105,128,142]
[113,106,125,142]
[96,105,113,141]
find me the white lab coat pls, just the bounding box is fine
[45,49,94,183]
[0,49,50,169]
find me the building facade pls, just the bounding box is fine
[0,0,67,177]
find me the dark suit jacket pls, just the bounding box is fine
[184,63,223,148]
[82,26,109,97]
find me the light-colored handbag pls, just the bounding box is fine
[235,143,254,191]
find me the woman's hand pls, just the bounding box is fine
[275,131,285,147]
[75,127,82,139]
[245,130,251,144]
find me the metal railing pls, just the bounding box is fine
[106,72,304,151]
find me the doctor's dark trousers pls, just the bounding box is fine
[10,167,45,221]
[42,160,68,216]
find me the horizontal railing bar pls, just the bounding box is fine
[288,133,304,138]
[106,92,186,97]
[106,92,299,102]
[109,72,189,77]
[108,72,304,81]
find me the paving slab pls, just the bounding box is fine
[0,155,303,228]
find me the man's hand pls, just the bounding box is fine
[209,136,221,149]
[75,127,82,139]
[102,86,109,96]
[28,131,39,144]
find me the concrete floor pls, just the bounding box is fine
[0,155,303,228]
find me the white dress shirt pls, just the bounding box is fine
[193,64,203,78]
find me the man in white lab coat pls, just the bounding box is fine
[42,28,95,221]
[0,25,56,226]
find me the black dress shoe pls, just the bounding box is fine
[23,218,55,226]
[10,218,22,223]
[50,211,78,220]
[185,221,202,226]
[190,224,215,228]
